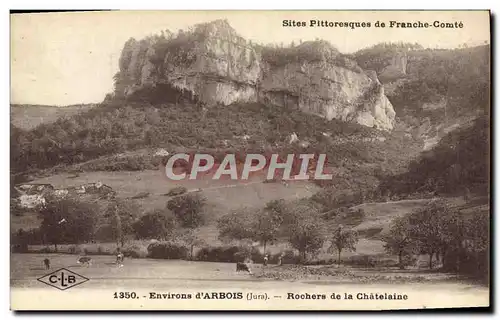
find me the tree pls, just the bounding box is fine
[133,209,176,240]
[382,216,414,269]
[167,192,206,228]
[175,228,207,260]
[285,200,326,263]
[217,200,286,254]
[407,199,450,269]
[329,226,358,264]
[104,199,139,247]
[264,199,287,218]
[217,208,256,242]
[39,197,99,251]
[250,199,287,253]
[253,209,282,254]
[438,207,488,275]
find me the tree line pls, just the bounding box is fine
[217,199,359,264]
[12,189,488,280]
[382,199,488,278]
[12,192,207,257]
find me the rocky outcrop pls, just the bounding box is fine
[378,51,408,82]
[113,20,396,131]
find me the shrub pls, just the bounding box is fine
[237,246,265,263]
[167,193,206,228]
[37,247,55,254]
[195,245,264,263]
[97,245,104,255]
[270,250,301,265]
[341,254,398,268]
[342,255,376,267]
[133,210,176,241]
[147,242,188,260]
[122,243,148,258]
[11,244,28,253]
[196,246,237,262]
[166,186,188,196]
[79,245,90,255]
[94,245,114,255]
[304,258,337,266]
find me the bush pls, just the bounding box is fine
[147,242,188,260]
[11,244,28,253]
[196,246,238,262]
[36,247,55,254]
[78,245,90,255]
[270,250,301,265]
[342,255,376,267]
[342,254,398,268]
[195,245,264,263]
[122,243,148,258]
[166,186,188,196]
[304,258,337,266]
[167,193,206,228]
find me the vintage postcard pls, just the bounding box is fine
[10,10,491,311]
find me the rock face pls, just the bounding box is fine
[113,20,396,131]
[378,51,408,82]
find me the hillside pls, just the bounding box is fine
[11,104,96,130]
[354,43,489,150]
[355,43,489,120]
[10,101,422,189]
[378,115,490,198]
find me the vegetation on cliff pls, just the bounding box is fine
[258,40,363,73]
[378,115,489,197]
[355,43,490,122]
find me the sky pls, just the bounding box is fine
[10,10,490,106]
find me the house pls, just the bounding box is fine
[18,194,46,209]
[14,183,54,196]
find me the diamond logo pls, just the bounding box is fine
[37,268,89,290]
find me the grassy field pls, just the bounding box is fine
[10,253,485,287]
[28,169,320,212]
[11,253,489,311]
[352,199,435,238]
[10,171,434,258]
[13,169,320,245]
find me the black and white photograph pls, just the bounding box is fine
[9,10,491,310]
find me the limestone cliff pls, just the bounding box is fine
[378,51,408,82]
[113,19,396,130]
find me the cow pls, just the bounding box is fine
[236,262,252,275]
[77,256,93,267]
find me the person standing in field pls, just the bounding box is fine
[263,254,269,267]
[278,252,284,266]
[43,258,50,270]
[116,248,124,267]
